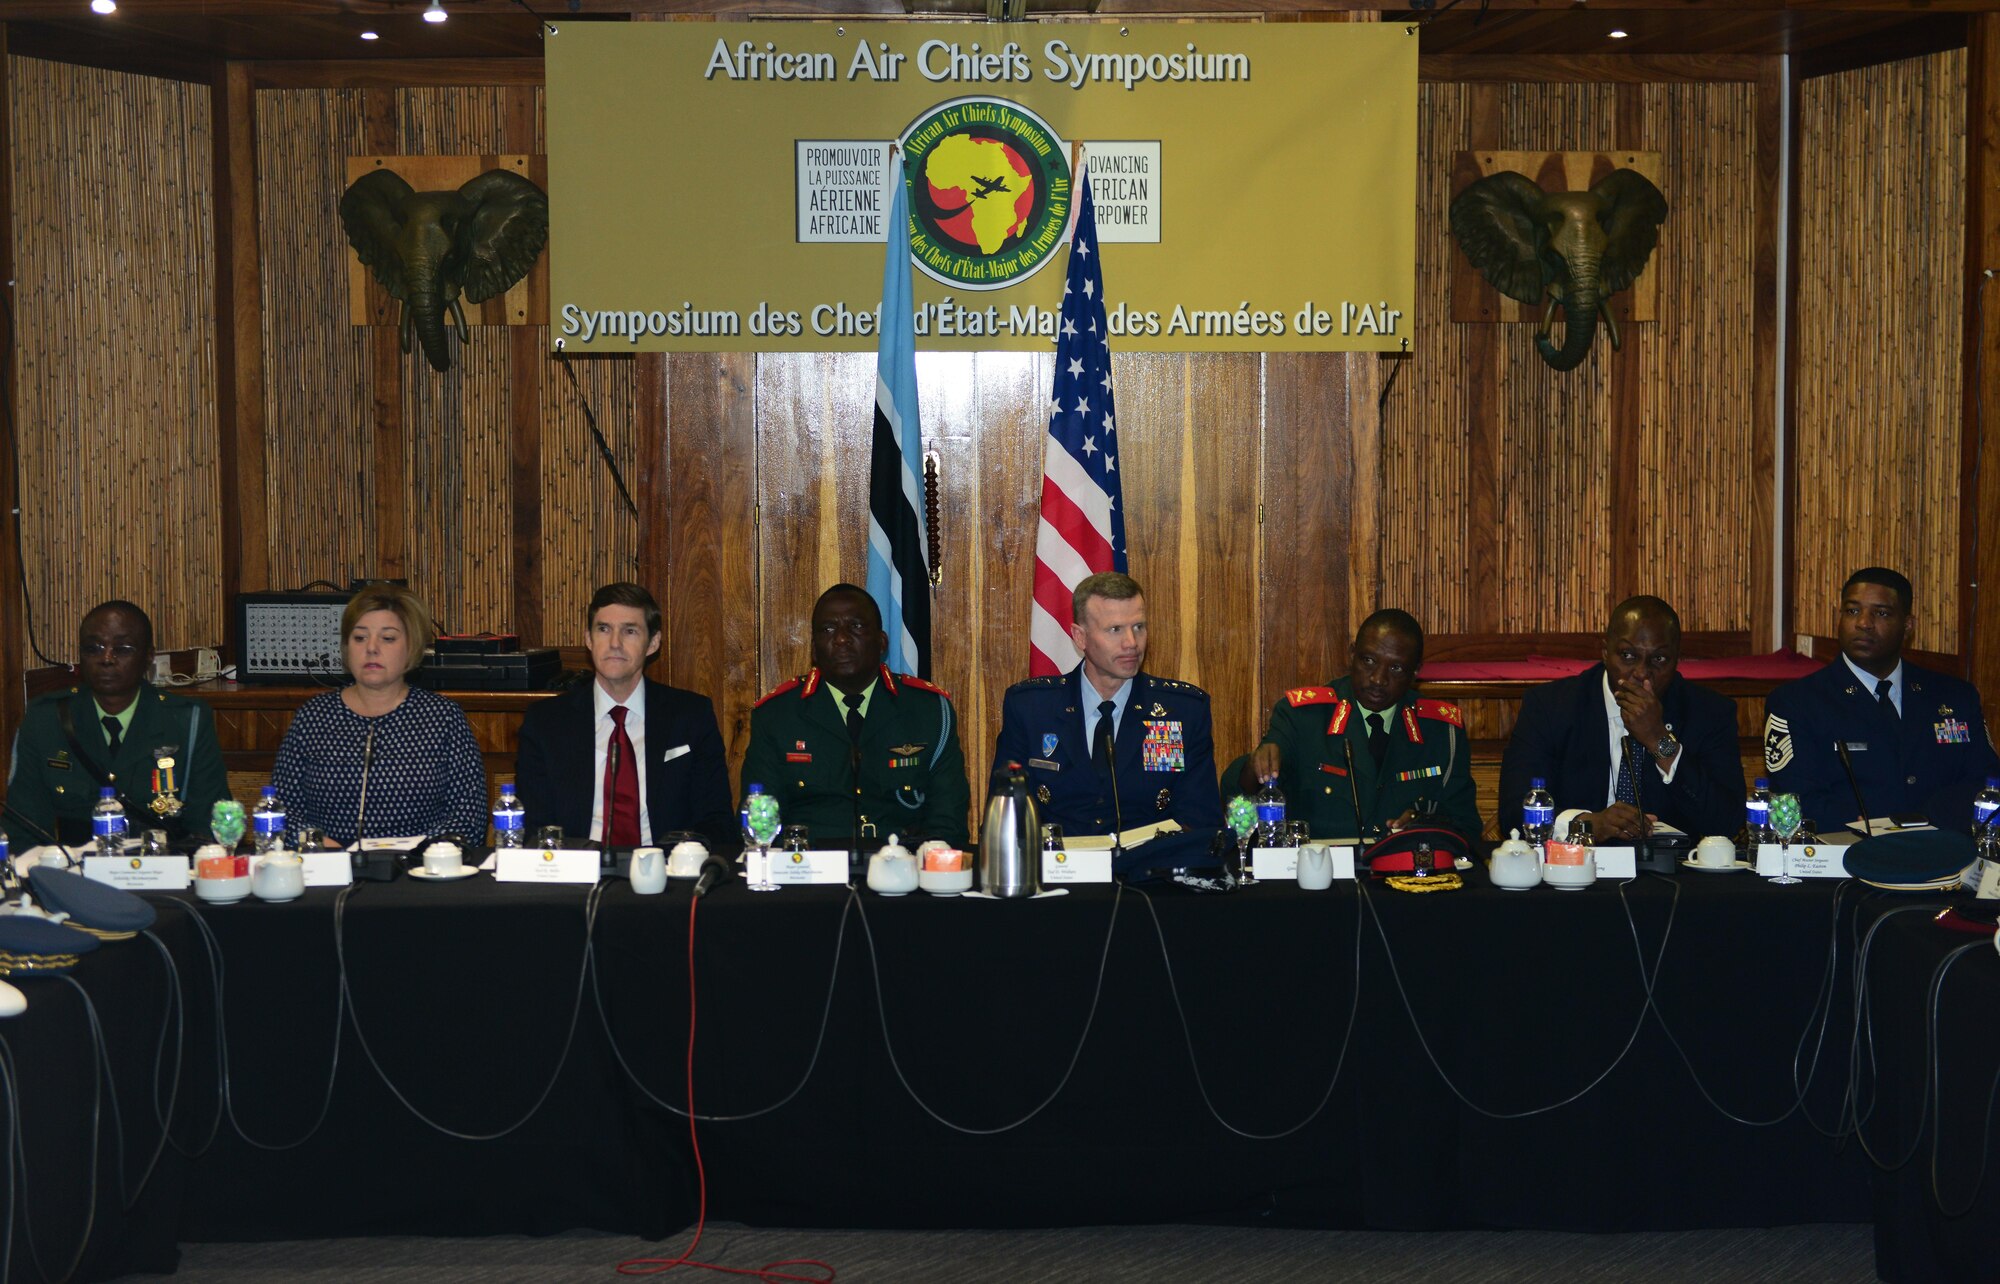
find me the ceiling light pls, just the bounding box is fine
[360,29,380,40]
[423,0,447,23]
[1608,29,1629,39]
[89,0,115,13]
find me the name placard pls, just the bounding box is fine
[1592,846,1639,879]
[81,854,190,892]
[1754,842,1852,879]
[767,849,850,886]
[1042,848,1113,884]
[495,847,601,884]
[300,852,353,888]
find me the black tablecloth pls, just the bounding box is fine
[28,865,1994,1282]
[1860,898,2000,1284]
[1,901,195,1284]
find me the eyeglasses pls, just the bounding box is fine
[79,643,139,658]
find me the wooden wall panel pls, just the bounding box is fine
[1392,78,1764,640]
[1794,50,1967,653]
[255,86,374,595]
[8,55,224,654]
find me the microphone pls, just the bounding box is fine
[1103,708,1124,851]
[354,725,377,846]
[693,852,732,897]
[0,801,80,867]
[1835,740,1874,833]
[604,734,622,855]
[1623,736,1657,870]
[1341,735,1368,843]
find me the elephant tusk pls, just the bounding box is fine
[398,302,413,356]
[449,296,469,344]
[1538,298,1558,339]
[1599,301,1621,352]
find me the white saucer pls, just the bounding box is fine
[1682,859,1752,873]
[410,865,478,882]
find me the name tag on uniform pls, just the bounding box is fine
[1028,758,1060,771]
[1042,847,1112,884]
[1843,741,1868,752]
[495,848,600,884]
[81,854,189,891]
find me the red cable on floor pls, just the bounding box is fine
[615,892,835,1283]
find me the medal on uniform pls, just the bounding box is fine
[148,745,184,818]
[1156,788,1172,811]
[1150,703,1167,717]
[1037,784,1051,804]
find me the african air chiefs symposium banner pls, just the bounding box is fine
[545,22,1415,353]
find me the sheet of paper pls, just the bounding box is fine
[1060,819,1182,852]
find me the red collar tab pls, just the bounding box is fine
[754,677,803,709]
[878,665,898,696]
[1402,707,1423,744]
[1328,699,1353,735]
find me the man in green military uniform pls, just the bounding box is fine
[5,601,230,848]
[1242,609,1479,842]
[742,584,969,848]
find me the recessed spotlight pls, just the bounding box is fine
[423,0,447,22]
[1608,29,1629,39]
[360,30,380,40]
[89,0,115,14]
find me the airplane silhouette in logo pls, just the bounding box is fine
[969,174,1011,200]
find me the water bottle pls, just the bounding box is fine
[1522,777,1555,850]
[1974,777,2000,835]
[252,786,287,854]
[492,784,525,848]
[1254,779,1287,845]
[1747,777,1773,842]
[92,787,128,853]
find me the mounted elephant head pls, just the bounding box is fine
[339,167,549,373]
[1449,168,1667,372]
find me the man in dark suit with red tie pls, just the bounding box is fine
[513,583,736,852]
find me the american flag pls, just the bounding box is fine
[1029,160,1127,677]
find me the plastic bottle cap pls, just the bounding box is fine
[747,783,764,794]
[1530,777,1546,789]
[100,787,116,798]
[1755,777,1770,788]
[1987,777,1999,789]
[261,786,276,797]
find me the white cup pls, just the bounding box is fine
[1296,842,1335,890]
[1692,836,1738,868]
[629,846,667,895]
[423,843,465,876]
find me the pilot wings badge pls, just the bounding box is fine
[1763,713,1794,772]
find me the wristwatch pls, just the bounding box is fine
[1652,732,1681,761]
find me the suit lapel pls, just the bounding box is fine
[568,683,600,820]
[1578,668,1613,800]
[1064,668,1096,774]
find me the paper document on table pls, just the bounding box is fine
[1061,820,1182,852]
[1844,817,1936,836]
[346,836,425,852]
[1650,822,1688,838]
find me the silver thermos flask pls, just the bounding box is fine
[978,762,1042,898]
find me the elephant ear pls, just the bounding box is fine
[453,170,549,304]
[339,169,418,302]
[1448,171,1553,307]
[1591,168,1668,295]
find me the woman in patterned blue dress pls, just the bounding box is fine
[271,585,489,846]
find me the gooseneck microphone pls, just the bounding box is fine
[693,852,732,897]
[1835,740,1874,833]
[1104,710,1125,848]
[0,801,79,866]
[354,725,377,847]
[1623,735,1656,869]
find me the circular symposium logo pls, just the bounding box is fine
[898,97,1072,292]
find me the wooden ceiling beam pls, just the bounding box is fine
[11,0,2000,15]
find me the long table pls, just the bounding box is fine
[9,866,1997,1282]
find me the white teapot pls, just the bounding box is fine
[1489,828,1542,891]
[866,834,920,896]
[252,849,305,902]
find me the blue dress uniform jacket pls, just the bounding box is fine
[1498,663,1745,839]
[741,666,970,848]
[989,668,1224,838]
[1763,659,2000,831]
[513,677,738,854]
[4,682,231,847]
[1258,677,1480,840]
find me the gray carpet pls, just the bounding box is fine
[128,1222,1880,1282]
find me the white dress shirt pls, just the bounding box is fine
[1842,653,1904,716]
[1554,674,1686,837]
[590,681,651,844]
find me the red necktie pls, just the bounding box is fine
[603,705,641,846]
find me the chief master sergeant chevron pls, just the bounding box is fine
[741,583,969,849]
[989,572,1223,837]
